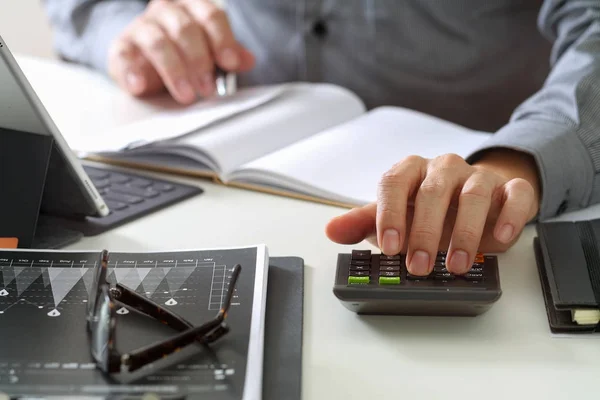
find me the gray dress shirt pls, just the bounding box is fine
[42,0,600,220]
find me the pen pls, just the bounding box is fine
[214,66,237,97]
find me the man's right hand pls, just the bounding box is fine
[107,0,255,104]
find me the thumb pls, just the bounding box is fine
[325,203,377,244]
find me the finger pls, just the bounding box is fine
[446,172,495,274]
[181,0,254,71]
[407,154,468,276]
[128,18,197,104]
[147,0,215,96]
[376,156,426,256]
[107,37,164,96]
[493,178,536,245]
[325,203,377,244]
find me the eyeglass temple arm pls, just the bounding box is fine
[113,283,194,332]
[123,313,225,372]
[122,264,241,373]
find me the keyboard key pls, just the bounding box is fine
[348,276,370,284]
[110,184,160,198]
[154,183,175,192]
[108,174,132,184]
[351,250,371,260]
[103,192,145,205]
[105,200,128,211]
[129,178,154,188]
[92,179,110,189]
[85,169,110,180]
[379,276,400,285]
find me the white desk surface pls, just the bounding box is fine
[11,54,600,400]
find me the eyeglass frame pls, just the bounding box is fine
[86,249,241,375]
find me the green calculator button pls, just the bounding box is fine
[379,276,400,285]
[348,276,370,284]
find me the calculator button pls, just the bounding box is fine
[350,259,370,266]
[475,254,484,263]
[407,273,430,280]
[380,260,401,266]
[433,267,448,274]
[464,273,483,281]
[379,271,400,277]
[348,276,370,284]
[379,276,400,285]
[352,250,371,260]
[350,271,370,276]
[435,255,446,262]
[349,265,370,272]
[469,267,483,273]
[380,266,400,272]
[434,273,455,280]
[380,255,401,261]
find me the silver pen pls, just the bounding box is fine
[215,66,237,97]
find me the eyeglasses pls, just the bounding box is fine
[86,249,241,375]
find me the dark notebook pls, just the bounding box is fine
[534,217,600,333]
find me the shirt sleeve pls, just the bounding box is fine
[42,0,147,73]
[465,0,600,220]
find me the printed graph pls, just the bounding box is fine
[0,253,236,318]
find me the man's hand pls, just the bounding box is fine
[326,149,541,276]
[107,0,255,104]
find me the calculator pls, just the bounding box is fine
[333,249,502,316]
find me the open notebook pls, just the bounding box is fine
[28,58,493,208]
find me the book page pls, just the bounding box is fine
[159,82,366,174]
[71,85,287,154]
[229,106,492,205]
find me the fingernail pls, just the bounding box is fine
[176,79,196,101]
[409,250,430,275]
[220,48,239,69]
[381,229,400,255]
[126,72,145,92]
[448,250,469,274]
[497,224,514,243]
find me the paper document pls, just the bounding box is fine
[71,85,287,154]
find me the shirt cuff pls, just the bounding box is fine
[465,118,594,220]
[86,2,147,74]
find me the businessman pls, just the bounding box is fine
[45,0,600,276]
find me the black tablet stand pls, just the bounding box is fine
[0,127,83,249]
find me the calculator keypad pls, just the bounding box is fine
[348,249,487,286]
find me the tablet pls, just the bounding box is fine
[0,35,109,218]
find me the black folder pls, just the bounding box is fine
[263,257,304,400]
[534,218,600,333]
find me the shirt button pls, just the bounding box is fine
[312,19,328,38]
